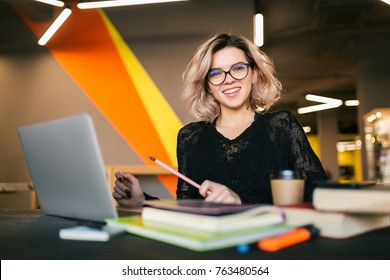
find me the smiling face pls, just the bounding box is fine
[207,47,258,114]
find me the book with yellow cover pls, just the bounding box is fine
[106,215,292,252]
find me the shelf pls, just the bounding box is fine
[105,165,177,190]
[106,165,175,175]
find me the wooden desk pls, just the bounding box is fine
[1,209,390,260]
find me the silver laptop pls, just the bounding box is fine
[18,114,118,222]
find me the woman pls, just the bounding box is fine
[112,33,328,207]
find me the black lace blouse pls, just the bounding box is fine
[176,110,328,204]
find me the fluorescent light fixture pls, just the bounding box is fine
[337,141,359,152]
[380,0,390,5]
[77,0,188,9]
[305,94,341,104]
[297,103,341,114]
[38,8,72,46]
[254,13,264,47]
[297,94,342,114]
[303,126,311,133]
[33,0,65,7]
[344,100,359,106]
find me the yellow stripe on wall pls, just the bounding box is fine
[100,11,182,165]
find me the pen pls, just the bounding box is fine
[148,156,202,189]
[258,225,319,252]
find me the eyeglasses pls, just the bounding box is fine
[207,63,251,86]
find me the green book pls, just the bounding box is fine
[106,215,292,252]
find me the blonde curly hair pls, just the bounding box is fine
[182,33,283,122]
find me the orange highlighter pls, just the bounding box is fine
[258,225,319,252]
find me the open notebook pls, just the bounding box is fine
[18,114,131,223]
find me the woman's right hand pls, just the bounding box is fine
[199,180,242,205]
[112,171,145,208]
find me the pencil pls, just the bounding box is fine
[148,155,202,189]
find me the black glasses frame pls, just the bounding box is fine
[207,63,251,86]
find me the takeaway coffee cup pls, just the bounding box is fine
[270,170,306,205]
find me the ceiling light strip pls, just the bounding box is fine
[33,0,65,7]
[77,0,188,9]
[305,94,341,104]
[345,100,360,106]
[38,8,72,46]
[254,13,264,47]
[297,103,341,114]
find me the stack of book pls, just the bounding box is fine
[281,181,390,239]
[106,199,292,251]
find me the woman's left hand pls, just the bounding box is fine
[199,180,242,205]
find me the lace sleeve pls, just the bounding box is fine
[176,123,203,199]
[271,111,328,201]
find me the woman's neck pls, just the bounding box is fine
[215,109,256,140]
[216,108,255,128]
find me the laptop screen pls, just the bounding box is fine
[18,114,118,222]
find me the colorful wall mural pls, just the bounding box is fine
[18,5,183,196]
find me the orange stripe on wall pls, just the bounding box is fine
[19,7,171,165]
[157,175,178,198]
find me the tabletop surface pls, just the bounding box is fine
[1,209,390,260]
